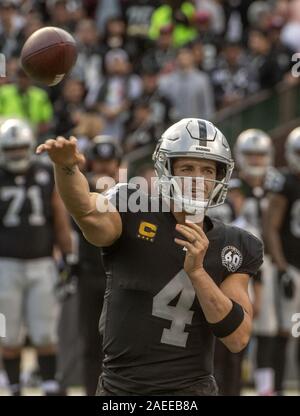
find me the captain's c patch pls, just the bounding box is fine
[137,221,157,242]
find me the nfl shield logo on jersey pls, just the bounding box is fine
[221,246,243,273]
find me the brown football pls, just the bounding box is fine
[20,26,78,86]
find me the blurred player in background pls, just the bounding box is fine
[0,118,73,396]
[77,135,122,396]
[265,128,300,395]
[212,129,277,395]
[233,129,280,395]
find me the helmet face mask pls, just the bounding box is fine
[0,119,36,173]
[286,127,300,174]
[153,118,234,215]
[235,129,273,178]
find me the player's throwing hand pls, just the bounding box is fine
[36,136,85,166]
[174,222,209,278]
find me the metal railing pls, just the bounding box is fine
[214,80,300,145]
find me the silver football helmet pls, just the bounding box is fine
[153,118,234,215]
[0,118,36,173]
[234,129,273,177]
[285,127,300,173]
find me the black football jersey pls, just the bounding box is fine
[0,161,55,259]
[100,184,263,394]
[239,180,264,231]
[267,170,300,269]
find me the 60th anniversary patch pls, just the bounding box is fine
[221,246,243,273]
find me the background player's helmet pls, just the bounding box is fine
[285,127,300,173]
[234,129,273,177]
[153,118,234,214]
[86,135,122,162]
[0,118,36,173]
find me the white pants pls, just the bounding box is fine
[0,257,59,347]
[276,265,300,333]
[253,255,278,336]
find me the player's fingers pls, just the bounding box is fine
[185,221,202,231]
[44,139,57,147]
[38,139,57,152]
[173,231,204,250]
[41,145,56,153]
[174,238,196,252]
[56,136,67,145]
[69,136,78,146]
[36,144,46,154]
[50,138,65,148]
[54,140,64,148]
[176,226,209,255]
[185,222,206,237]
[185,223,209,243]
[176,224,199,242]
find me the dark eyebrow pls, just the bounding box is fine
[178,164,194,169]
[203,165,216,171]
[177,163,216,170]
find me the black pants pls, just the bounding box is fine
[256,335,274,368]
[214,339,244,396]
[78,266,106,396]
[96,375,219,396]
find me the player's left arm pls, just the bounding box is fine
[190,269,252,354]
[51,187,73,254]
[218,273,253,351]
[175,222,261,353]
